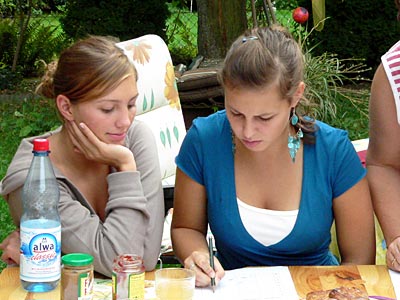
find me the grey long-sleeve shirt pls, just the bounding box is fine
[0,120,164,276]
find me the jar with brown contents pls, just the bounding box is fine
[61,253,94,300]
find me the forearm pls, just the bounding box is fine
[338,226,376,265]
[368,165,400,246]
[334,177,376,265]
[171,227,209,265]
[339,235,376,265]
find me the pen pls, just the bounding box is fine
[208,236,216,293]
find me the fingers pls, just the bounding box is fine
[214,258,225,284]
[184,251,225,288]
[65,121,102,157]
[0,230,21,265]
[387,238,400,271]
[64,121,135,170]
[1,257,18,266]
[64,121,83,153]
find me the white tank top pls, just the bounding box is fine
[237,198,298,246]
[381,40,400,124]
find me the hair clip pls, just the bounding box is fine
[242,36,259,43]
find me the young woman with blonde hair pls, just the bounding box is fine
[0,36,164,276]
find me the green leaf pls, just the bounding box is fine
[166,127,171,147]
[173,125,179,142]
[14,111,23,117]
[142,94,148,112]
[160,130,166,147]
[150,89,155,110]
[19,125,32,137]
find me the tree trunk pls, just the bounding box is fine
[12,0,33,72]
[197,0,247,59]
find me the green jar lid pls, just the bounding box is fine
[62,253,93,266]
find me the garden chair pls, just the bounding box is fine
[116,35,187,216]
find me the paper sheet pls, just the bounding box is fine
[193,266,299,300]
[389,269,400,299]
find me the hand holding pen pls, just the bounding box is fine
[184,236,225,288]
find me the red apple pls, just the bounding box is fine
[292,7,309,24]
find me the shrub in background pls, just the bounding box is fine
[16,18,70,77]
[0,64,22,90]
[61,0,170,42]
[0,17,70,78]
[0,18,18,67]
[297,0,400,79]
[289,23,370,131]
[166,1,198,65]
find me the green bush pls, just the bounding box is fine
[0,18,17,65]
[0,64,22,90]
[297,0,400,78]
[60,0,170,42]
[288,24,370,129]
[18,17,70,77]
[275,0,298,10]
[0,16,70,78]
[166,2,198,65]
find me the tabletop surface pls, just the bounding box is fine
[0,265,396,300]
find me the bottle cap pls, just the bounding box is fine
[33,139,49,152]
[62,253,94,266]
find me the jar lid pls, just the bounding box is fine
[62,253,93,266]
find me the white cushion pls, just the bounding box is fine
[117,35,186,187]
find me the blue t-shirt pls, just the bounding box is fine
[175,110,366,270]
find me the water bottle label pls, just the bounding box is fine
[20,223,61,282]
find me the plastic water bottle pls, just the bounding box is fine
[20,138,61,292]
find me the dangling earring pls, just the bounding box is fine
[288,107,303,163]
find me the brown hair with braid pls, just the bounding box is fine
[219,25,316,144]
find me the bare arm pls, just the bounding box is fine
[171,168,225,287]
[367,63,400,270]
[333,177,375,264]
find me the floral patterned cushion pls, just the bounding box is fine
[116,35,186,188]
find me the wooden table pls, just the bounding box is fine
[0,265,396,299]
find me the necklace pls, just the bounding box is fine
[231,128,236,155]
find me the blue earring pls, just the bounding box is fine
[288,107,303,163]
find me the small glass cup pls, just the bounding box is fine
[155,268,195,300]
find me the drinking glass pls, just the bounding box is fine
[155,268,195,300]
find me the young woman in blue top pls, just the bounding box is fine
[171,25,376,288]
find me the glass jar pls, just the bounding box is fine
[112,254,145,300]
[61,253,94,300]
